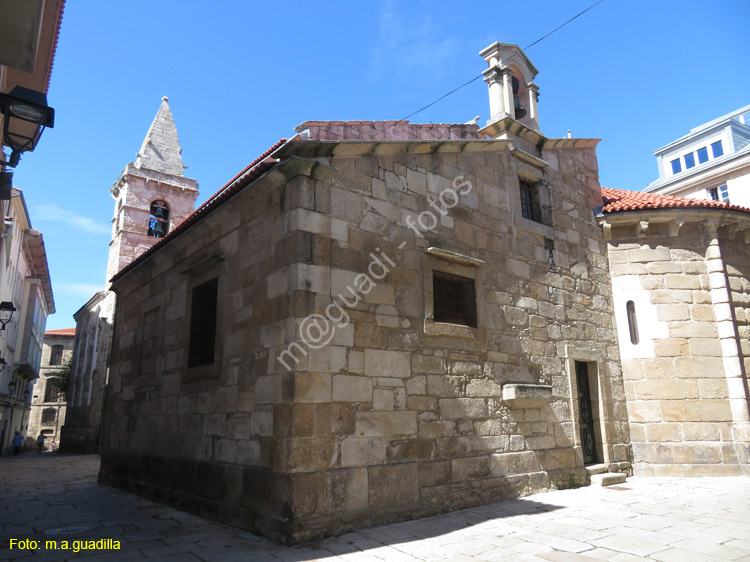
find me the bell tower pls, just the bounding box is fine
[106,97,199,287]
[479,42,541,136]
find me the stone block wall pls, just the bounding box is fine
[607,219,750,476]
[100,130,630,543]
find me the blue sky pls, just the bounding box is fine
[10,0,749,329]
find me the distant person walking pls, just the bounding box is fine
[36,433,45,454]
[12,431,23,456]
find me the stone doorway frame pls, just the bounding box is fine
[564,346,611,467]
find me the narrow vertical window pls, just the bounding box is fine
[148,200,170,238]
[719,184,730,202]
[684,153,695,169]
[697,147,709,164]
[670,159,682,174]
[519,179,543,224]
[188,278,218,367]
[711,141,724,158]
[626,300,639,345]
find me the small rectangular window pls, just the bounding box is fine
[719,185,730,202]
[49,345,64,366]
[44,381,60,403]
[670,159,682,174]
[697,147,709,164]
[519,179,543,223]
[188,278,218,367]
[711,141,724,158]
[707,187,719,201]
[684,153,695,169]
[433,272,477,328]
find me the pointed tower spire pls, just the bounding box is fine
[107,97,199,288]
[135,96,186,177]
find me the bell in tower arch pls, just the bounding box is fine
[512,76,527,120]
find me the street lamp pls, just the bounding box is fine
[8,379,16,397]
[0,301,16,330]
[0,86,55,167]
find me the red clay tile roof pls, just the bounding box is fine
[601,187,750,214]
[110,139,287,283]
[45,328,75,336]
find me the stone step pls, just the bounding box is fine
[590,472,627,486]
[584,463,609,475]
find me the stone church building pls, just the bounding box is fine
[65,42,749,543]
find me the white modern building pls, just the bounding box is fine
[644,105,750,205]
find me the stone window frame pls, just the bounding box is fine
[147,200,171,238]
[43,377,60,402]
[563,345,612,466]
[512,167,555,239]
[432,271,478,328]
[41,407,56,426]
[49,344,64,366]
[182,256,225,387]
[423,252,486,340]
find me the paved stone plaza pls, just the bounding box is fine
[1,453,749,561]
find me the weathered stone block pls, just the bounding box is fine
[502,384,552,407]
[628,247,671,263]
[341,437,385,466]
[368,463,419,507]
[364,350,411,378]
[418,460,451,486]
[672,443,722,464]
[644,422,682,442]
[451,456,490,481]
[438,398,487,419]
[411,355,445,374]
[295,373,331,403]
[660,400,733,422]
[355,411,418,436]
[682,422,720,441]
[673,356,725,378]
[327,467,368,512]
[490,451,543,476]
[332,375,373,402]
[634,380,687,400]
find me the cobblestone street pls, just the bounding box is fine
[1,452,749,561]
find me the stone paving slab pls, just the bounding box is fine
[1,453,749,561]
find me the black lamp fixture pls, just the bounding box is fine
[22,389,29,402]
[0,301,16,330]
[8,379,16,395]
[0,86,55,167]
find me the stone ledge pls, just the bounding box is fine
[502,384,553,408]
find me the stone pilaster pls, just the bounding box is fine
[704,221,750,474]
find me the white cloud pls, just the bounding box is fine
[369,1,465,85]
[32,204,111,235]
